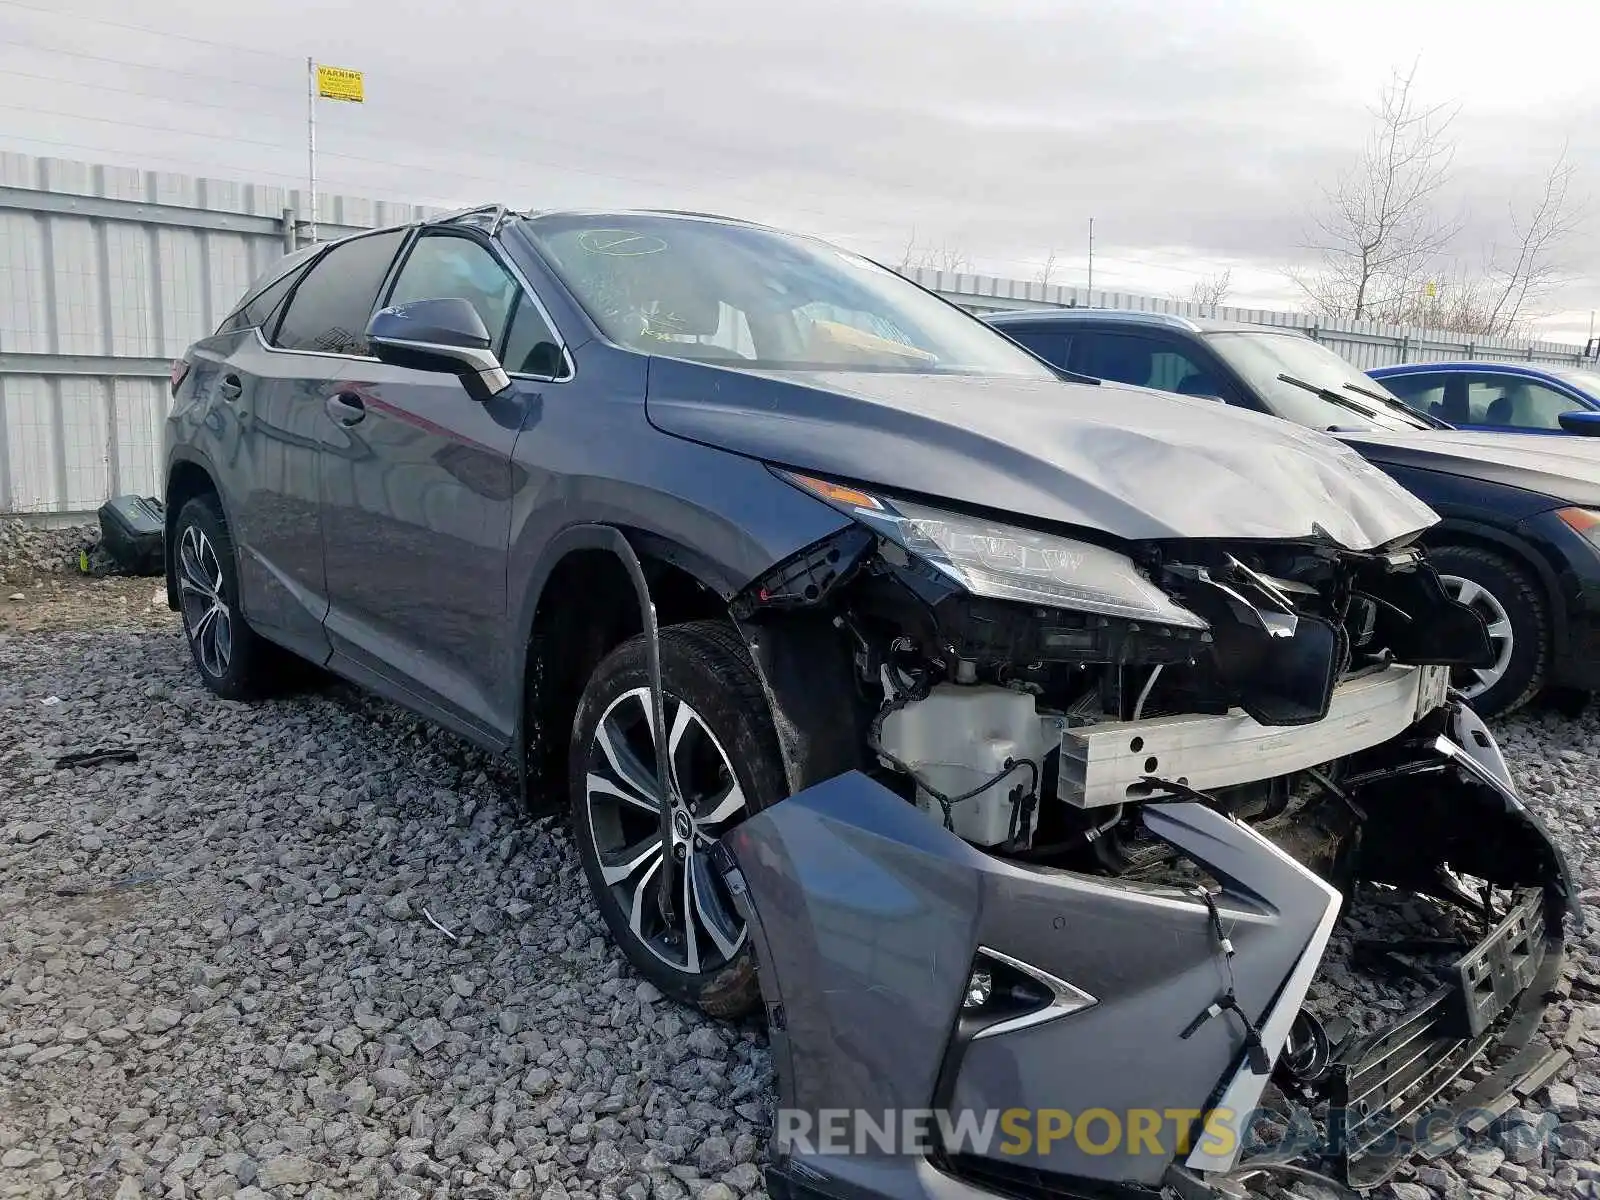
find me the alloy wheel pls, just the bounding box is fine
[177,525,233,678]
[584,687,750,975]
[1438,573,1514,699]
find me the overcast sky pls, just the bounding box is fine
[2,0,1597,340]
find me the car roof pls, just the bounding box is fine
[1369,361,1569,376]
[984,308,1278,336]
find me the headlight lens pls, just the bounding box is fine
[782,471,1208,629]
[1557,507,1600,548]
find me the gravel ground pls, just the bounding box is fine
[1,521,171,635]
[1,525,1598,1200]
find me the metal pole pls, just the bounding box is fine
[305,57,317,244]
[1086,217,1095,297]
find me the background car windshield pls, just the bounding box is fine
[1207,331,1420,432]
[520,214,1056,377]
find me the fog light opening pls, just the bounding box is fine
[961,947,1097,1040]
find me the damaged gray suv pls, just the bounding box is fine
[164,207,1576,1199]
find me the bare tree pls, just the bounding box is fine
[1370,147,1583,337]
[1182,268,1233,308]
[1403,269,1499,335]
[1037,250,1059,288]
[934,244,971,273]
[896,228,921,273]
[896,233,971,274]
[1293,63,1460,322]
[1480,145,1582,334]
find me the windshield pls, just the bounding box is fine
[519,214,1056,378]
[1206,331,1423,432]
[1545,366,1600,399]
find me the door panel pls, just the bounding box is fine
[320,367,531,742]
[230,228,408,660]
[318,229,553,744]
[218,336,337,663]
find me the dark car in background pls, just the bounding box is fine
[164,214,1572,1199]
[986,309,1600,716]
[1370,359,1600,436]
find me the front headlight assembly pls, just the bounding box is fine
[781,471,1207,630]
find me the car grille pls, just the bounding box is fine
[1330,888,1553,1187]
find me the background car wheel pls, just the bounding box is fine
[172,494,287,701]
[1429,544,1549,718]
[569,620,787,1018]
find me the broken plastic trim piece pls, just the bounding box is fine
[718,772,1338,1191]
[1177,808,1343,1174]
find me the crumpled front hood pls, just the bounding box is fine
[645,358,1437,549]
[1335,428,1600,508]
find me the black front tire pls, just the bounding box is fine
[1429,544,1549,719]
[569,620,787,1018]
[171,494,287,701]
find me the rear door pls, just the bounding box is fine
[202,233,403,662]
[318,229,563,746]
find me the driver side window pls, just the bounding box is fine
[1463,374,1578,431]
[386,233,565,378]
[387,234,519,348]
[1069,331,1224,398]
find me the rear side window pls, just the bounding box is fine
[270,228,408,356]
[215,255,313,335]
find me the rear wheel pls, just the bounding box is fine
[1429,544,1548,718]
[172,494,288,700]
[569,620,787,1017]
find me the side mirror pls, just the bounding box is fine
[367,298,511,403]
[1557,409,1600,436]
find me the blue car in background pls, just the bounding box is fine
[1369,360,1600,436]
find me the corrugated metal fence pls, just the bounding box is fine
[1,151,1593,515]
[0,153,437,516]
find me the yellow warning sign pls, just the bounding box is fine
[316,65,364,103]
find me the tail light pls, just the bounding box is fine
[169,358,191,396]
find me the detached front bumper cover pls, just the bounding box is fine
[714,719,1570,1200]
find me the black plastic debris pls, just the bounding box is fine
[96,495,165,576]
[55,747,139,769]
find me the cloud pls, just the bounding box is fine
[2,0,1595,336]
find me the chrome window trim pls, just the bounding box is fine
[250,224,576,384]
